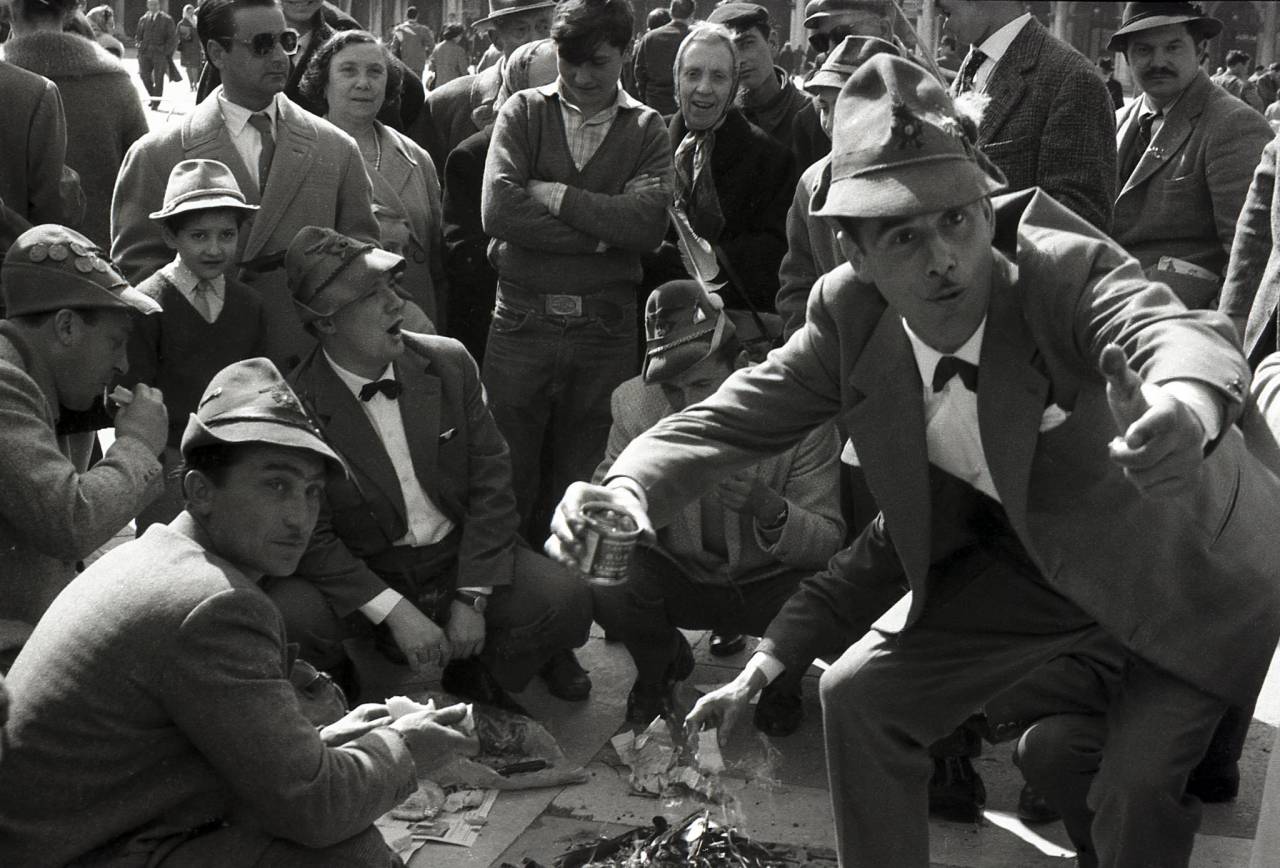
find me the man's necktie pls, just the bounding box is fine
[956,47,988,94]
[1120,111,1160,182]
[247,112,275,192]
[190,278,216,322]
[359,379,402,402]
[932,356,979,393]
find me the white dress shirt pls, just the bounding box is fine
[326,353,459,623]
[159,255,226,322]
[970,12,1032,93]
[217,88,282,193]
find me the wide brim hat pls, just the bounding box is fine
[1107,2,1222,53]
[180,357,347,475]
[286,226,405,323]
[804,34,899,94]
[148,158,258,221]
[803,0,889,28]
[642,280,736,384]
[2,225,161,317]
[811,53,1006,220]
[473,0,556,30]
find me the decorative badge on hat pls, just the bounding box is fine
[891,100,924,150]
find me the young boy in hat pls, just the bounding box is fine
[593,279,843,736]
[549,53,1280,867]
[125,158,268,531]
[0,357,478,867]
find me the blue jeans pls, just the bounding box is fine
[481,295,638,542]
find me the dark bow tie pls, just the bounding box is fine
[932,356,979,393]
[359,378,402,402]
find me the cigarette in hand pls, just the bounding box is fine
[105,386,133,412]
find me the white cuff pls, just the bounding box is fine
[547,182,568,217]
[743,650,785,687]
[606,476,649,513]
[359,588,406,624]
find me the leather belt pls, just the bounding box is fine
[497,285,631,320]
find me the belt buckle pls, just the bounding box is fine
[545,294,583,317]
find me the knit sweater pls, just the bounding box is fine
[1,31,148,247]
[124,271,269,446]
[482,86,671,297]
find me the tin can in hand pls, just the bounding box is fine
[578,502,641,586]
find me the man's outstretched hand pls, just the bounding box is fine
[1101,343,1206,496]
[545,481,654,572]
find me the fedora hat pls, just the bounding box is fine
[286,227,405,323]
[148,159,258,222]
[804,34,899,94]
[642,280,736,385]
[473,0,556,30]
[811,53,1005,220]
[181,357,346,475]
[1107,2,1222,53]
[803,0,889,28]
[2,224,161,317]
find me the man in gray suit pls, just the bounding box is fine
[940,0,1116,232]
[112,0,379,371]
[1111,1,1271,310]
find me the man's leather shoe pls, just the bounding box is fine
[1016,783,1061,824]
[709,632,747,657]
[753,683,803,737]
[625,634,695,725]
[540,649,592,701]
[442,657,529,717]
[928,756,986,823]
[1186,761,1240,803]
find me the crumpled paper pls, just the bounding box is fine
[610,717,729,801]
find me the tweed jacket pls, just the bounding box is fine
[0,519,417,867]
[776,155,842,338]
[597,374,843,586]
[289,333,519,615]
[606,189,1280,707]
[0,324,161,625]
[1115,70,1272,309]
[633,19,689,115]
[953,16,1116,232]
[1222,133,1280,363]
[111,89,379,368]
[3,31,149,247]
[0,60,66,225]
[409,62,503,173]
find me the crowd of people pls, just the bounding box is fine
[3,0,1280,865]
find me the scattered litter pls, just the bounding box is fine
[547,810,792,867]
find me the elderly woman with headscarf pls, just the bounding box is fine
[440,37,560,363]
[175,4,203,90]
[300,29,447,328]
[663,23,796,315]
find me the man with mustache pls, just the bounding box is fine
[1112,1,1271,311]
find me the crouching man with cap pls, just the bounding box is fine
[548,54,1280,867]
[272,226,593,715]
[592,280,843,736]
[0,224,167,628]
[0,358,478,867]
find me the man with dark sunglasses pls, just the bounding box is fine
[112,0,381,374]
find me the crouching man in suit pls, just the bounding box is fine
[0,358,479,866]
[547,54,1280,868]
[273,226,593,715]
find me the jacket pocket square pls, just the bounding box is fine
[1039,404,1070,432]
[439,427,457,443]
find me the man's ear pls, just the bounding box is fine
[51,309,81,347]
[183,469,214,516]
[835,227,864,272]
[206,38,227,72]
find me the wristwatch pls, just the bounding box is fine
[454,590,488,614]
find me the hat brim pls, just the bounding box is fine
[812,156,1006,220]
[149,194,259,221]
[293,247,407,322]
[473,0,555,29]
[181,415,348,477]
[804,70,848,94]
[1107,14,1222,53]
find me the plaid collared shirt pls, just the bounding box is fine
[548,81,643,169]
